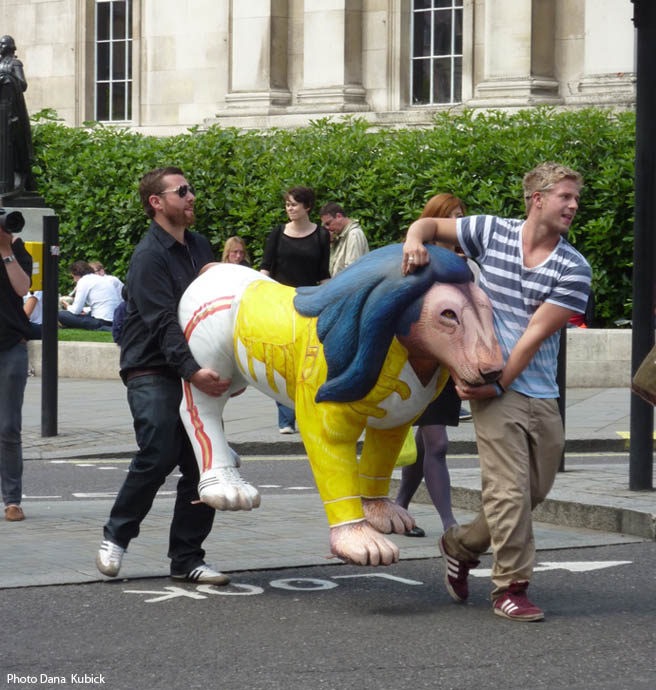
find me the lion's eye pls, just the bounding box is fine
[441,309,457,320]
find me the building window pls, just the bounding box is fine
[411,0,463,105]
[95,0,132,121]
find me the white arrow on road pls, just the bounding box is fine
[469,560,632,577]
[123,586,208,603]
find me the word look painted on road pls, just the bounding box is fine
[123,562,631,604]
[124,573,423,603]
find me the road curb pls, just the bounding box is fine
[23,437,629,462]
[389,479,656,541]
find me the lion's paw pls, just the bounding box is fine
[329,521,399,566]
[198,467,261,511]
[362,497,414,534]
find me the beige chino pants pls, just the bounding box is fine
[443,390,563,599]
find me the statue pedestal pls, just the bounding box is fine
[0,191,52,243]
[0,190,47,208]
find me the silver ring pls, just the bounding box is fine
[408,256,414,262]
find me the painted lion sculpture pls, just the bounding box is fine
[178,244,503,566]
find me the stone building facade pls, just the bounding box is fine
[2,0,636,135]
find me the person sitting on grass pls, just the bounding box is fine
[88,260,124,299]
[58,260,122,332]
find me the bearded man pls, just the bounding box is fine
[95,166,231,585]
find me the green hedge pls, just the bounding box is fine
[31,107,635,326]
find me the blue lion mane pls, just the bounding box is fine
[293,243,472,403]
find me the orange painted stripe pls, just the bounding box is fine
[182,380,214,472]
[183,296,234,341]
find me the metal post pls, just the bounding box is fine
[556,326,567,472]
[629,0,655,490]
[41,215,59,436]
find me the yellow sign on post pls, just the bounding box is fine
[24,241,43,290]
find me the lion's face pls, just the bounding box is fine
[402,282,503,386]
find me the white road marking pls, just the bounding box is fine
[197,584,264,596]
[123,586,207,603]
[469,560,632,577]
[270,578,338,591]
[332,573,423,585]
[536,560,633,572]
[72,490,176,498]
[22,495,62,499]
[119,561,633,604]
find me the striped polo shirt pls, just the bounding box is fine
[457,215,591,398]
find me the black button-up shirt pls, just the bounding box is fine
[119,221,215,382]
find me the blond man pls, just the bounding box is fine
[403,162,591,621]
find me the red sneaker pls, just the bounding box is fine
[494,582,544,622]
[438,535,479,603]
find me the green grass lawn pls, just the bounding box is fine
[57,329,114,343]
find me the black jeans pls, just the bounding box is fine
[103,374,215,574]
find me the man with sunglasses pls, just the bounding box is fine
[96,166,231,584]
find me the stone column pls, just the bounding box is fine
[296,0,368,110]
[574,0,635,106]
[470,0,561,106]
[224,0,291,110]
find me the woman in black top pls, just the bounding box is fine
[260,186,330,433]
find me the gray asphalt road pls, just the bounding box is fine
[22,453,632,501]
[1,542,654,690]
[22,456,318,500]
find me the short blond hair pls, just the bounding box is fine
[522,162,583,213]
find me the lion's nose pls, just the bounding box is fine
[481,369,502,384]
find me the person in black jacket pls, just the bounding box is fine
[0,217,32,521]
[96,166,231,584]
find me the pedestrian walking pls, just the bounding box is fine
[96,166,231,584]
[402,162,591,621]
[0,212,32,522]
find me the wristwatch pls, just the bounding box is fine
[2,255,15,264]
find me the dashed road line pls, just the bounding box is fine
[48,455,315,465]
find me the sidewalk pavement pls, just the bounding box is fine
[21,378,640,459]
[2,378,653,590]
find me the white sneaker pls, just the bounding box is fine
[279,426,294,434]
[96,539,125,577]
[171,564,230,586]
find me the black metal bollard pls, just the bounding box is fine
[41,215,59,436]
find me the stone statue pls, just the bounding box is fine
[0,35,35,194]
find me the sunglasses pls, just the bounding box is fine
[158,184,195,198]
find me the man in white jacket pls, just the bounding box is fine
[320,202,369,277]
